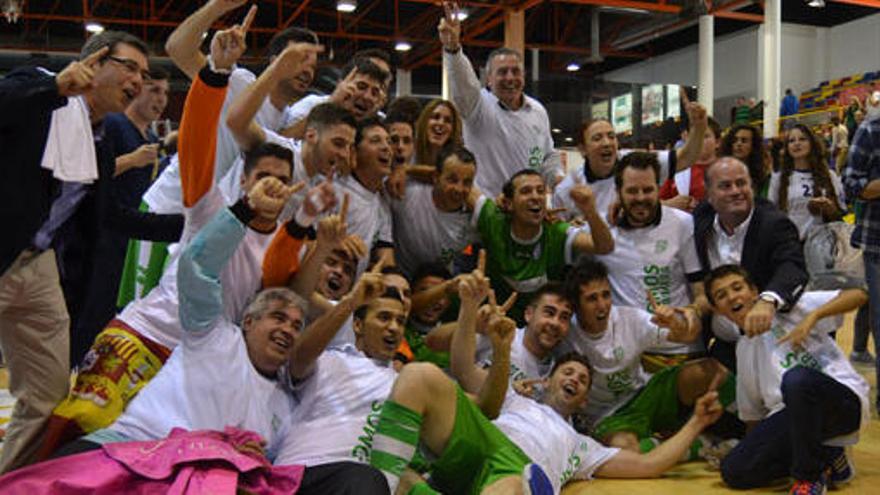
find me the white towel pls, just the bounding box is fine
[40,94,99,183]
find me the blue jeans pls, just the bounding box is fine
[721,367,862,487]
[866,253,880,409]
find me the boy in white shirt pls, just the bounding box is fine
[706,265,869,493]
[558,258,734,454]
[368,270,726,494]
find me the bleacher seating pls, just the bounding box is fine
[799,70,879,110]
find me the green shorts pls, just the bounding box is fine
[594,365,683,440]
[429,387,531,494]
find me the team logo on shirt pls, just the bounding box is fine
[528,146,543,169]
[654,240,668,254]
[779,349,821,372]
[613,346,625,362]
[351,400,385,462]
[606,369,635,398]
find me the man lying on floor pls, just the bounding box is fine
[368,269,726,495]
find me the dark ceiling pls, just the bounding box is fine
[0,1,878,91]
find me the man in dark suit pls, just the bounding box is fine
[0,31,181,473]
[693,157,807,370]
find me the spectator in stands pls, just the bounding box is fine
[720,124,770,197]
[439,1,562,197]
[708,265,868,493]
[843,107,880,411]
[844,95,865,137]
[69,67,177,366]
[733,97,751,125]
[0,29,182,473]
[768,124,845,240]
[693,158,808,372]
[781,88,799,117]
[831,115,850,170]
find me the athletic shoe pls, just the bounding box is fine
[849,350,875,365]
[827,449,855,487]
[790,473,828,495]
[522,463,553,495]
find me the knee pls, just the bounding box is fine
[604,432,640,452]
[720,453,755,490]
[394,362,448,396]
[780,367,812,401]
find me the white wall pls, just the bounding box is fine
[603,12,880,106]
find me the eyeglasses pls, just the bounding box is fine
[105,55,151,81]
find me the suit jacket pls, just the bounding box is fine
[693,198,807,310]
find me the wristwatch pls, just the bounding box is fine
[758,294,779,309]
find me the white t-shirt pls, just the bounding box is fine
[273,347,397,467]
[335,174,393,272]
[556,306,669,424]
[551,149,675,224]
[390,182,478,277]
[494,393,619,493]
[596,206,703,354]
[767,169,846,239]
[118,186,273,350]
[445,50,560,198]
[143,68,285,214]
[109,320,293,462]
[481,327,555,382]
[736,291,869,445]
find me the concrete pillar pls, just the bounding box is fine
[441,62,450,100]
[761,0,781,137]
[395,69,411,97]
[530,48,539,83]
[504,9,525,57]
[698,15,714,114]
[815,27,830,91]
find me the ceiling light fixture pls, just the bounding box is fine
[552,128,562,134]
[566,63,581,72]
[85,21,104,34]
[455,10,469,21]
[337,0,357,13]
[394,41,412,52]
[807,0,825,6]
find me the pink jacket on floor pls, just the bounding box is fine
[0,427,304,495]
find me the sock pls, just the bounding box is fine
[718,373,737,410]
[639,437,660,453]
[370,400,423,493]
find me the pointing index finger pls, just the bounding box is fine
[340,193,350,224]
[500,292,518,315]
[240,4,257,34]
[83,45,110,67]
[476,249,486,274]
[646,289,660,311]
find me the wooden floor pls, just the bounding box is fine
[0,314,878,494]
[564,312,879,494]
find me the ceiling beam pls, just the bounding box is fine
[279,0,311,29]
[551,0,681,14]
[829,0,880,7]
[713,10,762,22]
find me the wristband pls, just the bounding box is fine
[206,54,234,75]
[294,207,317,229]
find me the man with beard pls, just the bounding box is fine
[438,2,561,197]
[391,145,479,278]
[553,94,709,223]
[595,152,707,367]
[473,169,613,325]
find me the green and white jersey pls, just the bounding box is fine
[474,195,576,323]
[596,206,704,355]
[557,306,669,425]
[736,290,869,444]
[275,347,397,467]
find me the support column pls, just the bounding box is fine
[504,8,525,57]
[395,68,412,97]
[530,48,539,83]
[698,15,714,115]
[441,62,450,100]
[762,0,782,137]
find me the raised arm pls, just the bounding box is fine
[570,185,614,255]
[178,176,297,334]
[674,91,708,172]
[778,288,869,348]
[165,0,248,79]
[449,271,490,394]
[439,2,482,119]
